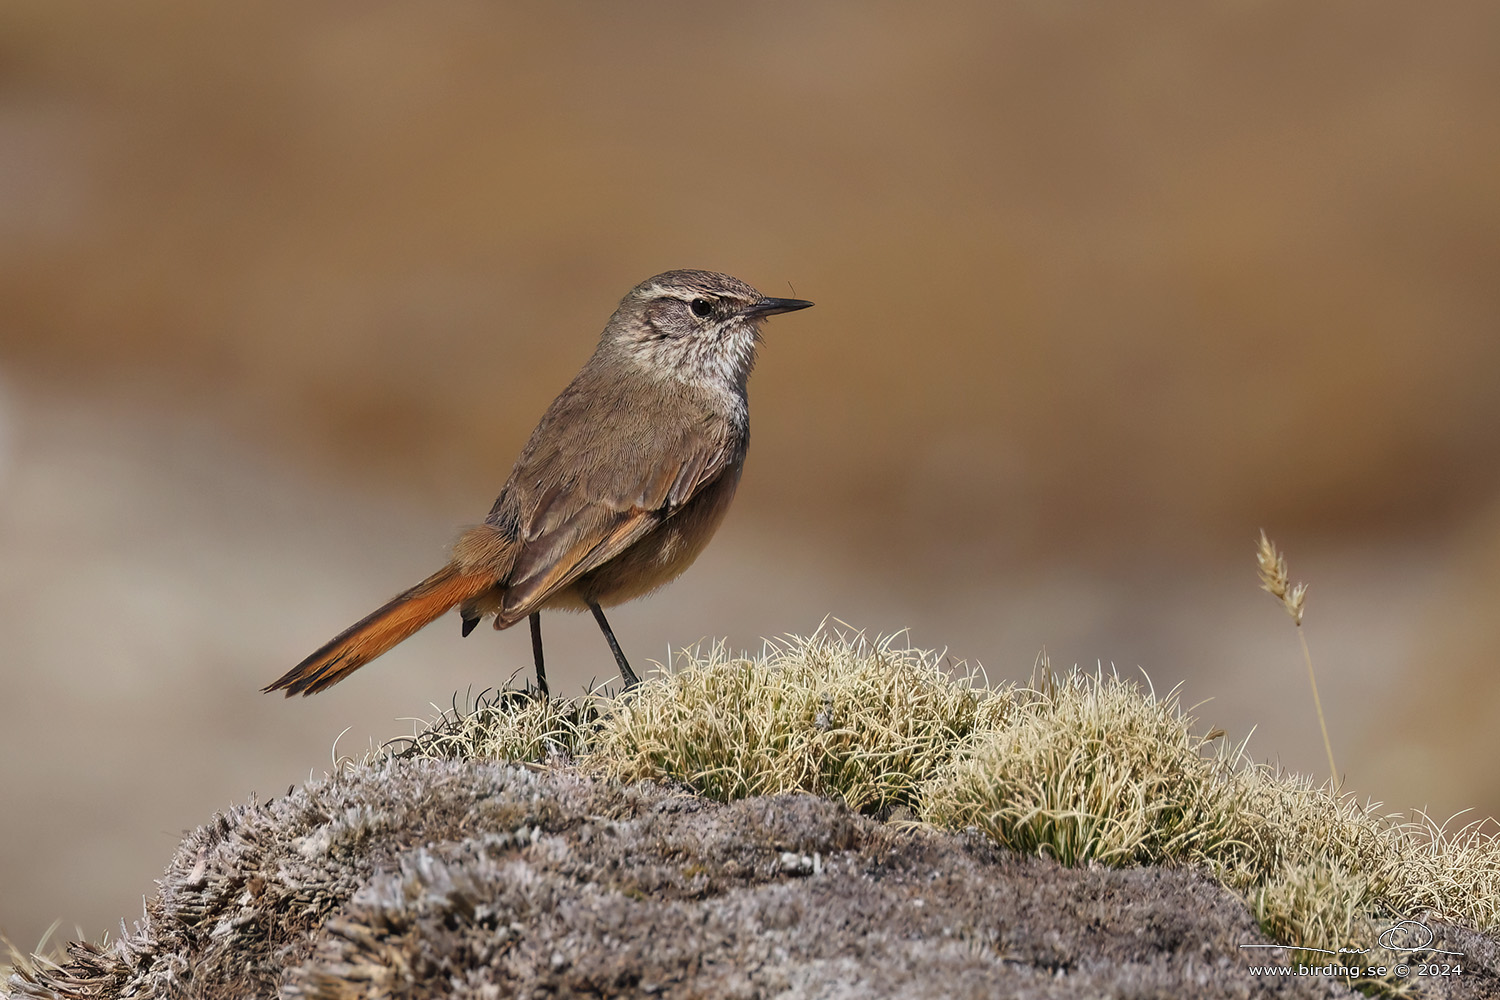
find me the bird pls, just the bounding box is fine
[265,269,813,698]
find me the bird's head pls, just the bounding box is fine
[604,269,813,393]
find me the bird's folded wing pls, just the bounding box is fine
[496,427,728,621]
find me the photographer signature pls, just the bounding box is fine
[1238,919,1465,957]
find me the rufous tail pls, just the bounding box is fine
[265,564,495,697]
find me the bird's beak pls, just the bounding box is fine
[742,296,814,319]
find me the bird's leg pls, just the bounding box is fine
[587,602,639,688]
[529,612,549,698]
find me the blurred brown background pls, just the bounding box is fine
[3,0,1499,949]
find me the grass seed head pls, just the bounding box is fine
[1257,530,1307,624]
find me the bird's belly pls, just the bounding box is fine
[549,469,741,611]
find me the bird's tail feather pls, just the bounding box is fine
[265,565,494,697]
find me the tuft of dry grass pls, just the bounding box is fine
[1226,762,1500,933]
[919,668,1240,867]
[1249,862,1387,973]
[378,686,599,765]
[591,631,1009,813]
[2,921,86,988]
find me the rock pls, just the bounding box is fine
[0,758,1419,998]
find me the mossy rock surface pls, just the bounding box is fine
[20,757,1488,999]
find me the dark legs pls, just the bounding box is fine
[528,612,549,697]
[588,601,639,688]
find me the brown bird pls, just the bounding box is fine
[265,269,812,697]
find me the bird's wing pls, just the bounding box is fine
[495,414,732,622]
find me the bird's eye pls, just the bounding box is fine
[689,298,713,318]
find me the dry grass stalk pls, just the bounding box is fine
[1257,530,1337,785]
